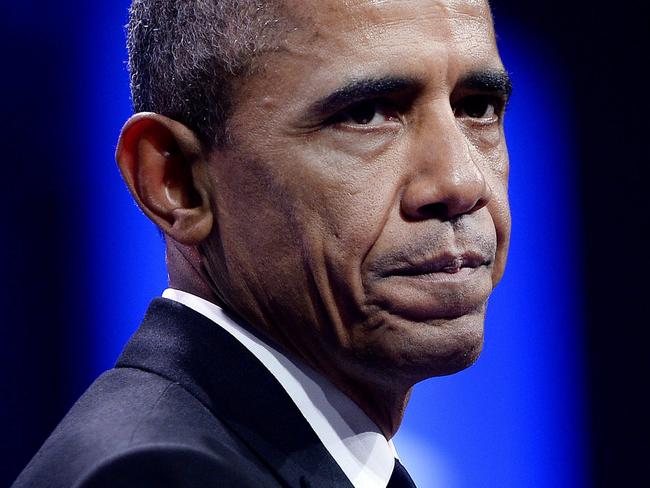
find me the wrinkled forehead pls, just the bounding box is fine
[268,0,497,79]
[229,0,501,129]
[273,0,498,76]
[282,0,495,40]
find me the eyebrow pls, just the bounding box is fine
[306,69,513,119]
[458,69,513,98]
[307,76,422,117]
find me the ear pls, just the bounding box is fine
[115,113,213,245]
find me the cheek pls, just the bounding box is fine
[463,134,510,284]
[269,135,386,226]
[487,146,511,284]
[211,144,399,287]
[292,150,402,266]
[274,147,405,318]
[207,153,311,298]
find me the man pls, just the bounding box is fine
[14,0,511,486]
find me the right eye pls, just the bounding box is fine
[453,95,503,122]
[332,100,400,127]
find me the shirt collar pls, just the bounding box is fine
[162,288,397,488]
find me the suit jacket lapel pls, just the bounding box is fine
[116,298,353,488]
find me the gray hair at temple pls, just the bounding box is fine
[127,0,286,146]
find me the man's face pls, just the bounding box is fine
[204,0,510,384]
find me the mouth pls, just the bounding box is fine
[365,250,494,320]
[378,252,492,279]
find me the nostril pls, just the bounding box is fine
[417,202,448,220]
[414,197,487,221]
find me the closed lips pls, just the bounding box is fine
[381,252,491,278]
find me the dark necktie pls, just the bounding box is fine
[387,459,417,488]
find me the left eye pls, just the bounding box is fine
[454,95,500,120]
[334,100,398,126]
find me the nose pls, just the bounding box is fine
[400,113,492,221]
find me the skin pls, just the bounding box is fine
[116,0,511,438]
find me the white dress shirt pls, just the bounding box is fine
[162,288,398,488]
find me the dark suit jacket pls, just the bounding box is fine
[13,298,353,487]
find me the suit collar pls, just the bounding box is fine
[116,298,352,488]
[161,288,397,488]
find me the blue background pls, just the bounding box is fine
[3,1,647,486]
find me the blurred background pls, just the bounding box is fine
[1,1,647,486]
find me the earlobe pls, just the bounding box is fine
[115,113,213,245]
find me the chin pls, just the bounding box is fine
[427,329,484,378]
[416,313,485,379]
[351,307,487,384]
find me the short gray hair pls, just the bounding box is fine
[127,0,285,146]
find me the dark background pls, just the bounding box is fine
[1,1,648,486]
[493,2,649,485]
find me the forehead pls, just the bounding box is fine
[232,0,500,122]
[286,0,493,32]
[281,0,496,54]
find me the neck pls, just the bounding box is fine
[166,239,412,439]
[166,240,222,304]
[309,357,413,439]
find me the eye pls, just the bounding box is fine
[454,95,501,120]
[332,100,399,127]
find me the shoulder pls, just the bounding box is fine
[71,444,276,488]
[13,367,279,488]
